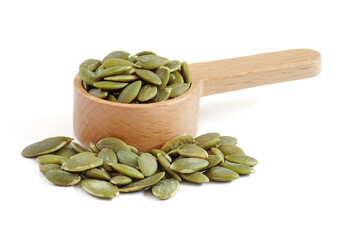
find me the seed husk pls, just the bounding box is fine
[168,83,190,98]
[137,84,157,102]
[46,169,81,186]
[152,178,180,200]
[210,148,224,162]
[104,74,139,82]
[204,166,239,182]
[81,179,119,198]
[89,142,100,153]
[93,81,128,90]
[79,59,102,71]
[110,163,144,179]
[110,175,133,185]
[156,66,170,89]
[204,155,222,169]
[61,152,103,172]
[134,55,170,70]
[170,157,209,174]
[39,164,61,174]
[83,168,111,180]
[103,58,134,69]
[225,154,258,166]
[79,68,100,86]
[181,61,192,84]
[70,142,90,153]
[195,133,221,150]
[180,172,210,184]
[88,88,108,99]
[117,150,139,168]
[166,60,181,72]
[220,161,256,174]
[56,147,77,159]
[118,80,142,103]
[119,172,165,193]
[22,139,67,158]
[157,153,182,182]
[218,145,245,156]
[36,154,68,165]
[155,87,172,102]
[138,153,158,177]
[161,134,194,153]
[103,50,131,61]
[97,148,117,171]
[177,144,209,159]
[135,69,162,85]
[96,137,130,152]
[218,136,238,146]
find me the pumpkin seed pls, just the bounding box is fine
[134,55,169,70]
[170,157,209,174]
[119,172,165,193]
[88,88,108,99]
[95,64,105,75]
[225,154,258,166]
[156,66,170,89]
[81,179,119,198]
[22,139,67,158]
[56,147,77,159]
[161,134,194,153]
[204,155,222,169]
[220,161,256,174]
[166,60,181,72]
[137,84,157,102]
[36,154,67,165]
[46,169,81,186]
[155,87,172,102]
[218,136,238,146]
[172,71,184,83]
[110,175,133,185]
[70,142,90,153]
[218,145,245,156]
[61,152,103,172]
[96,65,132,78]
[39,164,61,174]
[138,153,158,176]
[180,172,209,184]
[135,50,156,56]
[128,55,139,63]
[157,153,182,182]
[181,61,192,84]
[123,66,136,75]
[105,95,117,102]
[103,74,139,82]
[152,178,180,200]
[204,166,239,182]
[89,142,100,153]
[83,168,111,180]
[177,144,209,159]
[103,58,134,69]
[110,163,144,179]
[117,150,139,168]
[118,80,142,103]
[79,68,100,86]
[97,148,117,171]
[195,133,221,149]
[168,83,190,98]
[44,136,73,144]
[210,148,224,162]
[96,137,130,152]
[129,145,139,154]
[79,59,102,71]
[93,81,128,90]
[103,50,131,61]
[135,69,162,85]
[150,149,172,163]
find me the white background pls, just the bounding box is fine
[1,0,359,239]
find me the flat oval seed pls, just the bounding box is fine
[110,163,144,179]
[103,50,130,61]
[104,75,139,82]
[46,169,81,186]
[96,65,132,78]
[218,136,238,146]
[56,147,77,159]
[168,83,190,98]
[170,158,209,173]
[194,133,221,149]
[118,80,142,103]
[161,134,194,153]
[36,154,68,165]
[95,64,105,75]
[88,88,108,99]
[39,164,61,174]
[61,152,103,172]
[181,61,192,84]
[79,59,102,71]
[157,153,182,182]
[135,69,162,85]
[177,144,209,159]
[119,172,165,193]
[93,81,128,90]
[137,84,157,102]
[152,178,180,200]
[220,161,256,174]
[128,55,139,63]
[218,145,245,156]
[44,136,74,144]
[70,142,90,153]
[89,142,100,153]
[81,179,119,198]
[150,149,172,163]
[180,172,210,184]
[22,139,67,158]
[105,95,117,102]
[155,87,172,102]
[78,68,100,86]
[110,175,133,185]
[204,155,222,169]
[138,153,158,177]
[156,66,170,89]
[135,50,156,56]
[225,154,258,166]
[129,145,139,154]
[103,58,134,69]
[117,150,139,168]
[96,137,130,152]
[204,166,239,182]
[84,168,111,180]
[97,148,117,171]
[134,55,169,70]
[166,60,181,72]
[172,71,184,83]
[210,148,225,162]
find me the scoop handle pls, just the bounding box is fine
[189,49,321,97]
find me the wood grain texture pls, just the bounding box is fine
[73,49,321,152]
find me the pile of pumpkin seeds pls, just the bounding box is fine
[21,133,258,200]
[79,50,191,103]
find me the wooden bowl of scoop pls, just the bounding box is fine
[73,49,321,152]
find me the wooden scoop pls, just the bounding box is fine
[74,49,321,152]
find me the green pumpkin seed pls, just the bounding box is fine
[96,137,130,152]
[134,55,169,70]
[166,60,181,72]
[123,66,137,74]
[70,142,90,153]
[79,68,100,86]
[89,142,100,153]
[96,65,132,78]
[117,150,139,168]
[218,136,238,146]
[39,164,61,174]
[168,83,190,98]
[138,153,158,177]
[204,166,239,182]
[83,168,111,180]
[161,134,194,153]
[220,161,255,174]
[97,148,117,171]
[46,169,81,186]
[155,87,172,102]
[119,172,165,193]
[177,144,209,159]
[79,59,102,71]
[180,172,209,184]
[181,61,192,84]
[117,80,142,103]
[103,74,139,82]
[88,88,108,99]
[81,179,119,198]
[210,148,224,162]
[150,149,172,163]
[105,95,117,102]
[225,154,258,166]
[56,147,77,159]
[204,155,222,169]
[110,175,133,185]
[129,145,139,154]
[44,136,73,144]
[135,50,156,56]
[152,178,180,200]
[156,66,170,89]
[172,71,184,83]
[137,84,157,102]
[22,139,67,158]
[103,58,134,69]
[95,64,105,75]
[170,158,209,174]
[103,50,130,61]
[128,55,139,63]
[93,81,128,90]
[157,153,182,182]
[194,133,221,149]
[110,163,144,179]
[218,145,245,156]
[135,69,162,85]
[36,154,68,165]
[61,152,103,172]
